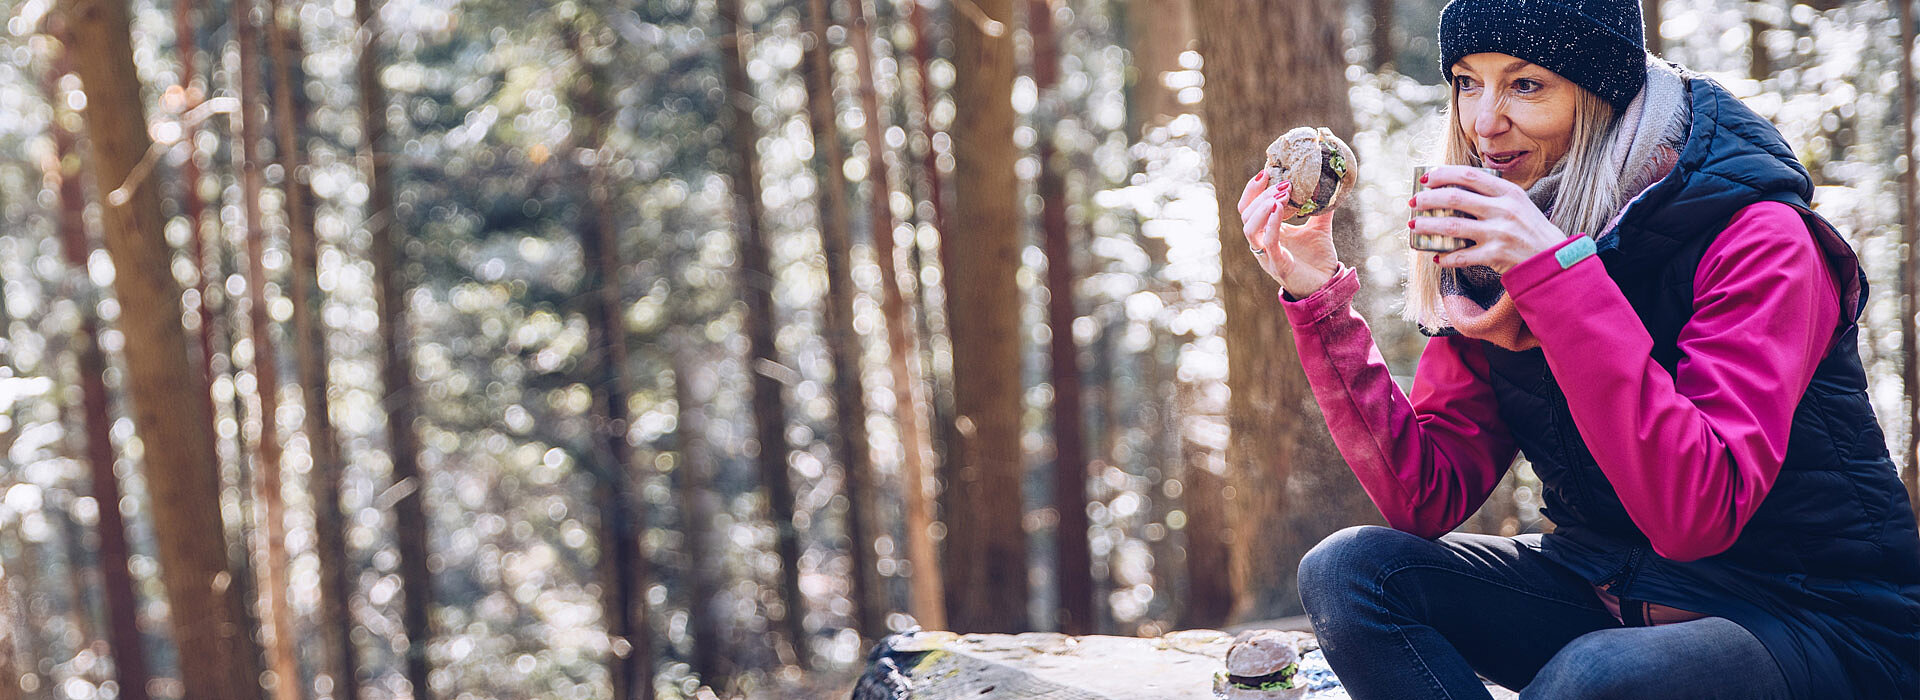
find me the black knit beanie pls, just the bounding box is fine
[1439,0,1647,112]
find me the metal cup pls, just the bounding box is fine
[1409,165,1502,252]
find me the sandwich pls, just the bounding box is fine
[1265,126,1358,225]
[1213,630,1306,699]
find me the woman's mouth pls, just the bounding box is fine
[1484,151,1528,171]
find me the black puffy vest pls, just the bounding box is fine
[1479,71,1920,697]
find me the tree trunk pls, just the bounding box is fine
[672,329,727,690]
[858,0,947,632]
[1123,0,1193,136]
[906,0,949,236]
[1,525,45,700]
[1901,0,1920,522]
[0,560,15,700]
[61,0,267,696]
[1749,6,1772,82]
[177,0,222,451]
[1027,0,1092,635]
[717,0,811,667]
[802,0,885,642]
[945,0,1030,634]
[1642,0,1662,56]
[563,23,654,699]
[1368,0,1394,71]
[264,1,359,696]
[40,28,153,700]
[354,0,434,694]
[231,1,303,696]
[1191,0,1379,621]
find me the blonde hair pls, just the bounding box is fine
[1404,84,1620,329]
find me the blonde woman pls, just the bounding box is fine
[1236,0,1920,698]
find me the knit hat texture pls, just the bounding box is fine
[1439,0,1647,111]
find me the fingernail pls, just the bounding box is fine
[1419,174,1429,184]
[1407,220,1415,228]
[1407,197,1417,208]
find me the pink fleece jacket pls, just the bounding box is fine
[1279,201,1840,562]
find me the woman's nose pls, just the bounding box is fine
[1473,98,1509,137]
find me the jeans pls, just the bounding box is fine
[1296,526,1792,700]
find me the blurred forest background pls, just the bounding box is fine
[0,0,1914,697]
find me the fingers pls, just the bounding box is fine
[1407,213,1485,243]
[1243,193,1277,238]
[1410,186,1499,220]
[1420,164,1515,197]
[1238,170,1269,212]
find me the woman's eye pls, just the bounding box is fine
[1453,75,1477,90]
[1514,78,1541,93]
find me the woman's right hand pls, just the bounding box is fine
[1237,170,1341,297]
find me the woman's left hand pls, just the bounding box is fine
[1410,165,1570,274]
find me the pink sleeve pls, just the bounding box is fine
[1282,267,1518,538]
[1503,201,1841,562]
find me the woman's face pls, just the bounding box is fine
[1451,53,1579,190]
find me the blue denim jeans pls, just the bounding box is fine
[1296,526,1792,699]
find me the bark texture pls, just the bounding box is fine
[231,1,303,695]
[1029,0,1093,635]
[867,0,948,629]
[355,0,435,694]
[42,30,152,700]
[61,0,266,696]
[1901,0,1920,522]
[718,0,811,666]
[265,0,360,695]
[672,330,727,689]
[1123,0,1193,136]
[801,0,884,642]
[564,23,654,699]
[945,0,1031,633]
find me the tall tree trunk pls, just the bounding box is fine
[1123,0,1193,136]
[1901,0,1920,522]
[354,0,434,694]
[563,23,653,700]
[801,0,884,642]
[231,1,302,695]
[1749,4,1772,81]
[1192,0,1378,621]
[855,0,946,632]
[0,561,14,700]
[906,0,949,236]
[1643,0,1662,56]
[898,3,958,627]
[177,0,221,449]
[61,0,267,696]
[1027,0,1092,635]
[672,329,727,690]
[945,0,1030,634]
[1368,0,1394,70]
[1,525,45,700]
[1174,340,1231,628]
[717,0,811,666]
[40,29,153,700]
[263,1,359,696]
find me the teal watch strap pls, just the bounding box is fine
[1555,236,1597,269]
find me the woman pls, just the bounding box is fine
[1236,0,1920,698]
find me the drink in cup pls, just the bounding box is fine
[1409,165,1502,252]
